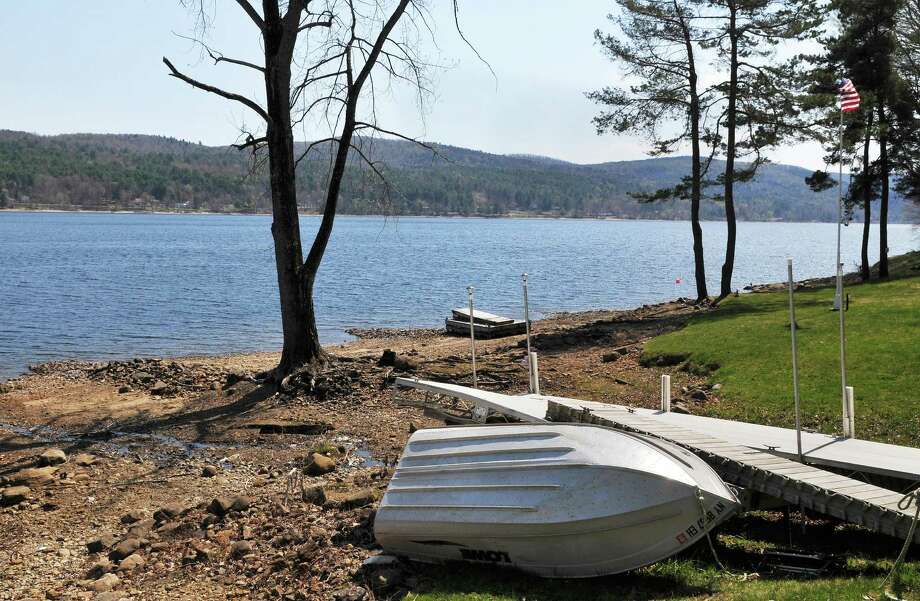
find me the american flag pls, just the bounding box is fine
[838,78,860,112]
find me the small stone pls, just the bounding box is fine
[712,383,723,391]
[9,466,58,486]
[86,534,117,554]
[57,548,71,559]
[89,573,120,592]
[86,559,113,579]
[95,593,121,601]
[109,538,140,561]
[229,495,252,512]
[305,453,336,476]
[207,498,233,517]
[153,503,183,523]
[133,371,154,383]
[117,385,131,394]
[201,465,219,478]
[149,381,169,395]
[38,449,67,466]
[690,389,708,401]
[73,453,98,467]
[329,488,375,509]
[302,485,326,506]
[117,553,145,572]
[149,542,170,552]
[229,541,253,558]
[1,486,30,506]
[120,510,145,524]
[126,518,154,539]
[332,586,367,601]
[601,352,619,363]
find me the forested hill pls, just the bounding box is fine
[0,130,910,222]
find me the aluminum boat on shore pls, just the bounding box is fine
[374,423,739,578]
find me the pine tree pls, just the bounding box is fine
[704,0,823,299]
[589,0,715,302]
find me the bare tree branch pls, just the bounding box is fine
[234,0,264,30]
[162,57,269,122]
[207,48,265,72]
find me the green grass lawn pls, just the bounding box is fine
[644,270,920,445]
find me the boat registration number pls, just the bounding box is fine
[674,501,728,545]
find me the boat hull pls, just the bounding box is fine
[374,424,738,578]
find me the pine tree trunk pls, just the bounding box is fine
[878,102,889,278]
[719,2,738,300]
[680,6,708,302]
[860,111,873,282]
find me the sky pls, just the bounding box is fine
[0,1,825,170]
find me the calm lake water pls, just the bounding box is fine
[0,212,916,379]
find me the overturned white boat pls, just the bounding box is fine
[374,423,739,578]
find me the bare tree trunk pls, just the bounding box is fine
[878,102,890,278]
[261,1,326,376]
[860,110,873,282]
[678,3,708,303]
[719,1,738,300]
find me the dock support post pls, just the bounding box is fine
[530,352,541,395]
[845,386,855,439]
[522,273,534,393]
[467,286,477,389]
[660,374,671,412]
[788,258,804,463]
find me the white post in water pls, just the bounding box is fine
[522,273,534,393]
[660,374,671,412]
[787,258,804,463]
[846,386,855,439]
[467,286,477,389]
[530,352,541,395]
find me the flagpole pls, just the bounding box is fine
[836,102,848,433]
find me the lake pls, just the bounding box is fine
[0,212,916,379]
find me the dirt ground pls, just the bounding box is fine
[0,299,716,601]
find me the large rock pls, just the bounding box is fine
[305,453,336,476]
[8,466,58,486]
[38,449,67,466]
[0,486,30,506]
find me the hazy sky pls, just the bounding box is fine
[1,1,824,169]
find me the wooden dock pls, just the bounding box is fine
[445,307,527,339]
[394,378,920,542]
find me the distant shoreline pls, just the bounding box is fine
[1,208,903,225]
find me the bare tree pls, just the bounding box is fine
[165,0,456,379]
